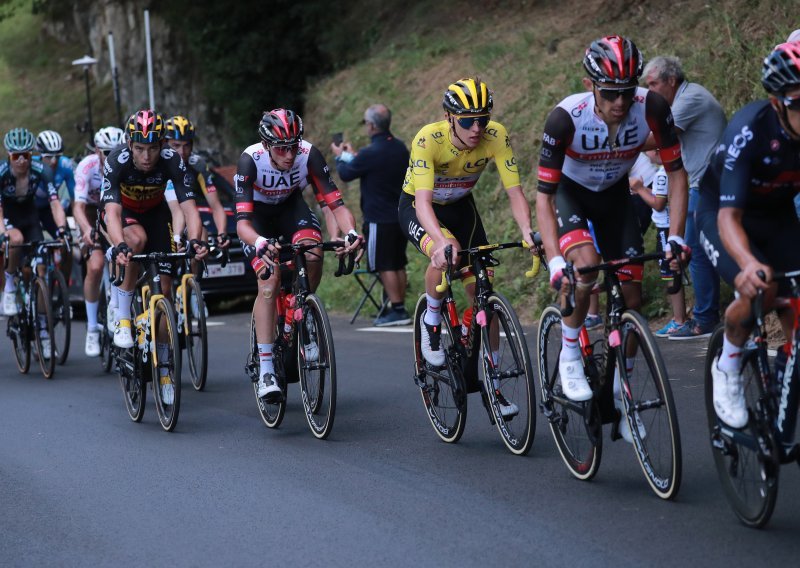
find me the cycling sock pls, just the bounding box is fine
[85,300,99,331]
[258,343,275,376]
[109,284,119,309]
[156,343,170,377]
[718,336,743,374]
[561,322,581,361]
[424,295,442,326]
[4,272,15,292]
[116,289,134,321]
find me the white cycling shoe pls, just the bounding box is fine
[558,353,592,401]
[3,291,18,316]
[257,373,283,402]
[114,319,134,349]
[419,311,446,367]
[613,368,646,443]
[160,378,175,405]
[711,356,748,428]
[85,329,101,357]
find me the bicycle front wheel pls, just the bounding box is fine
[32,277,56,379]
[413,295,467,444]
[50,270,71,365]
[704,327,778,528]
[98,278,114,372]
[185,277,208,391]
[251,307,286,428]
[480,292,536,455]
[298,294,336,439]
[536,304,601,480]
[8,284,31,373]
[618,310,682,500]
[151,297,182,432]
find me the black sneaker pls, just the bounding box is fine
[374,309,412,327]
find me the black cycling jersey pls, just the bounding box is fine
[100,145,195,213]
[0,158,58,208]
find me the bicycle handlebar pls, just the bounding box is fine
[110,250,196,286]
[256,239,359,281]
[435,238,539,293]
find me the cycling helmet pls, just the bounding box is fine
[4,127,36,153]
[762,41,800,94]
[442,78,493,115]
[94,126,125,151]
[126,109,165,144]
[583,35,644,85]
[165,115,196,141]
[258,109,303,145]
[36,130,64,154]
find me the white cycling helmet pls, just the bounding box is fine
[36,130,64,154]
[94,126,125,151]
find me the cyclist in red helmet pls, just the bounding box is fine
[235,108,362,401]
[535,36,689,425]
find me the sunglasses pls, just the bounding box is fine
[595,85,638,102]
[41,153,62,160]
[456,115,490,129]
[10,151,31,161]
[781,95,800,111]
[270,144,299,156]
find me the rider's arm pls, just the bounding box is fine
[195,161,228,236]
[506,186,533,243]
[535,106,573,261]
[99,151,126,247]
[645,90,688,242]
[205,189,228,236]
[0,203,6,234]
[234,151,260,246]
[166,154,203,243]
[72,158,93,236]
[488,122,531,243]
[306,146,357,235]
[60,156,76,202]
[42,164,66,228]
[164,182,185,239]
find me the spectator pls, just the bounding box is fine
[644,55,727,340]
[331,104,411,326]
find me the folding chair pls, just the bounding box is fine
[350,269,389,324]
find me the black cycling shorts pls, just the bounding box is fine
[4,202,44,243]
[242,191,322,274]
[363,221,408,272]
[555,176,644,281]
[122,201,175,276]
[698,209,800,294]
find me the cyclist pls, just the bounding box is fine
[698,41,800,428]
[102,110,208,403]
[73,126,125,356]
[399,77,533,418]
[33,130,75,230]
[162,115,230,251]
[535,35,689,412]
[0,127,69,356]
[235,108,362,402]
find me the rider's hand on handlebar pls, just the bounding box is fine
[735,260,772,299]
[340,230,364,261]
[216,232,231,249]
[255,236,280,268]
[80,231,95,248]
[190,239,210,260]
[431,238,460,271]
[548,255,568,291]
[666,235,691,270]
[114,242,133,266]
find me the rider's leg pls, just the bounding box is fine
[84,249,104,329]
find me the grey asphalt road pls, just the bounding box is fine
[1,310,798,566]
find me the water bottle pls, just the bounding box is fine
[460,307,473,345]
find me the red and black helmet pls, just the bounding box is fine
[126,109,165,144]
[762,41,800,95]
[258,109,303,145]
[583,35,643,85]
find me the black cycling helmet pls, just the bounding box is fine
[258,109,303,145]
[583,35,643,85]
[126,109,165,144]
[762,41,800,95]
[442,78,493,115]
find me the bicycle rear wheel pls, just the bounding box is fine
[536,304,601,480]
[298,294,336,439]
[618,310,682,500]
[704,327,778,528]
[118,345,146,422]
[413,294,467,444]
[184,277,208,391]
[480,292,536,455]
[50,270,71,365]
[251,307,287,428]
[32,277,56,379]
[151,297,181,432]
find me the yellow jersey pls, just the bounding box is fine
[401,120,520,205]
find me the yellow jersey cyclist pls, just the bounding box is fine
[399,77,534,418]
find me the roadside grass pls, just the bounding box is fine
[306,0,795,322]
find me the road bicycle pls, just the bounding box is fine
[246,240,357,439]
[111,251,193,432]
[40,238,72,365]
[705,269,800,528]
[536,245,683,499]
[412,240,539,455]
[4,240,58,378]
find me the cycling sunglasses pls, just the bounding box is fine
[270,143,300,156]
[595,85,638,102]
[456,115,490,129]
[781,94,800,111]
[41,153,62,160]
[10,151,31,161]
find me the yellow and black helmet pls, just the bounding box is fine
[126,110,165,144]
[165,115,196,141]
[442,77,493,115]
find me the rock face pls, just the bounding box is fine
[46,1,233,160]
